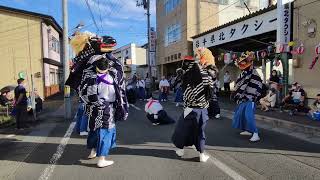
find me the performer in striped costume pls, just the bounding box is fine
[232,52,263,142]
[172,55,213,163]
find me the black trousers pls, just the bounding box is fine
[208,100,220,118]
[146,110,175,124]
[15,104,28,129]
[224,83,230,92]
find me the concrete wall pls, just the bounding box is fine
[293,0,320,98]
[0,11,44,98]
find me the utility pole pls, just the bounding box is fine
[63,0,72,120]
[137,0,152,85]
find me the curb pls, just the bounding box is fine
[221,109,320,144]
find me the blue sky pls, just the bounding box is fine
[0,0,156,47]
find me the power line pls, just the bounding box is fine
[84,0,100,32]
[97,0,103,32]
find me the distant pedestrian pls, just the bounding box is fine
[136,76,146,100]
[174,68,183,107]
[14,78,28,129]
[223,71,231,93]
[159,76,170,102]
[145,74,152,99]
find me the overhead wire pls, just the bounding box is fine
[84,0,100,32]
[97,0,104,32]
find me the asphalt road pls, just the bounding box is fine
[1,100,320,180]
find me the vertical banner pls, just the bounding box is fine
[149,27,157,52]
[276,0,292,53]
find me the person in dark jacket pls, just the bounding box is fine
[14,78,28,129]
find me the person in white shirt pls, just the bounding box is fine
[145,98,175,125]
[223,71,231,93]
[136,76,146,100]
[159,76,170,101]
[259,88,277,111]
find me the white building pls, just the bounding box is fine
[113,43,147,78]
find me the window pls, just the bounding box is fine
[165,0,181,15]
[174,54,177,60]
[49,68,59,85]
[50,37,60,53]
[178,53,181,59]
[164,23,181,46]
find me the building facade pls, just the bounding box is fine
[113,43,147,78]
[0,5,62,99]
[292,0,320,98]
[156,0,270,78]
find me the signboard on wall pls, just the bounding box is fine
[193,9,277,50]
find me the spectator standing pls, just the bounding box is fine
[14,78,28,129]
[268,70,281,104]
[223,71,231,93]
[136,76,146,101]
[145,74,152,99]
[159,76,170,102]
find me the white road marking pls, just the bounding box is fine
[207,154,247,180]
[5,134,16,138]
[38,121,76,180]
[130,104,142,111]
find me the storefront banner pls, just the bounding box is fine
[193,9,277,50]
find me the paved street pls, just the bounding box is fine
[1,100,320,180]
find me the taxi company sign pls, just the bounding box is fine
[193,9,277,50]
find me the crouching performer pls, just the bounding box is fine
[145,98,175,125]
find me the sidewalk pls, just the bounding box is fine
[0,93,78,135]
[151,90,320,143]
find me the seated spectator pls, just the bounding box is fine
[0,92,10,106]
[308,92,320,119]
[259,88,277,111]
[145,98,175,125]
[280,82,309,115]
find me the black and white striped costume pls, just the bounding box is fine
[79,53,129,131]
[182,61,213,109]
[233,67,263,104]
